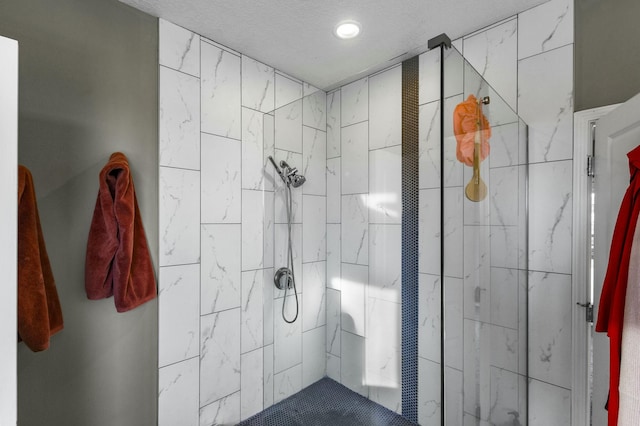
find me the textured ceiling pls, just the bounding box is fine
[119,0,549,90]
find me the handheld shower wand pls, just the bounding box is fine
[268,156,288,185]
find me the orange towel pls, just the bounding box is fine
[18,165,63,352]
[85,152,156,312]
[453,94,491,166]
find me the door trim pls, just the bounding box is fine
[572,105,619,426]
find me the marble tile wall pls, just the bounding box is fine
[157,19,326,425]
[326,64,404,413]
[417,0,574,424]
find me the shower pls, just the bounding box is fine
[268,156,305,323]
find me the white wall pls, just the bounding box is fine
[157,19,327,425]
[0,34,18,426]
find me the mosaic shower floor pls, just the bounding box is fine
[237,377,417,426]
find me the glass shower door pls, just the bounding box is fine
[418,45,529,425]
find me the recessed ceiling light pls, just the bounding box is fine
[335,20,361,39]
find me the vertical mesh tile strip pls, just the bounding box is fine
[401,55,419,423]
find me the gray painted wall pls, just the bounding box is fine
[0,0,159,425]
[575,0,640,110]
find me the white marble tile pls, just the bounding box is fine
[241,56,274,113]
[518,270,528,376]
[273,364,302,404]
[529,379,571,426]
[341,77,368,126]
[274,224,302,299]
[463,319,491,420]
[159,67,200,170]
[200,309,241,406]
[341,121,369,194]
[263,268,274,346]
[263,344,274,408]
[159,265,200,368]
[341,263,367,336]
[241,270,264,353]
[463,414,491,426]
[274,294,302,373]
[201,133,241,223]
[419,273,441,363]
[341,194,368,265]
[518,45,573,163]
[528,160,572,274]
[327,224,341,290]
[369,66,401,150]
[370,385,402,415]
[419,101,441,190]
[158,357,199,426]
[242,190,265,271]
[275,73,302,110]
[303,196,326,263]
[419,189,440,276]
[490,267,518,329]
[518,0,574,60]
[369,224,401,303]
[201,41,241,140]
[445,367,464,425]
[327,157,341,223]
[444,188,464,278]
[160,167,200,266]
[264,191,275,269]
[419,49,441,106]
[490,325,519,374]
[341,331,368,397]
[369,145,402,224]
[490,166,519,227]
[275,99,303,153]
[326,90,341,158]
[159,19,200,77]
[444,47,464,98]
[201,224,241,314]
[489,123,520,168]
[304,82,321,97]
[528,271,571,389]
[463,225,491,323]
[302,326,326,387]
[326,353,341,382]
[303,89,327,131]
[365,298,401,410]
[326,288,341,357]
[199,392,240,426]
[240,348,263,420]
[302,127,326,195]
[418,357,441,426]
[242,108,269,191]
[444,277,463,370]
[488,368,520,425]
[463,19,518,110]
[491,226,519,270]
[443,95,465,187]
[302,261,326,331]
[274,150,302,224]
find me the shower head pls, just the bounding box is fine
[268,156,306,188]
[290,174,306,188]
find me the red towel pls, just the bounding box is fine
[18,165,63,351]
[596,144,640,426]
[85,152,156,312]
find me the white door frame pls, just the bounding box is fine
[572,104,619,426]
[0,35,18,426]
